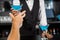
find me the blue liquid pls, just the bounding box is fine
[39,25,48,31]
[11,5,22,11]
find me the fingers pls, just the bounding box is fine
[11,8,19,13]
[21,10,26,13]
[11,8,19,16]
[11,8,26,18]
[22,13,26,18]
[21,10,26,16]
[11,8,18,11]
[9,13,14,19]
[18,10,26,18]
[46,33,53,38]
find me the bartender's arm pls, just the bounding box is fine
[7,10,26,40]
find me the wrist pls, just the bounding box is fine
[11,26,20,33]
[12,23,20,30]
[12,21,20,26]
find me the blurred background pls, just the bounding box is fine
[0,0,60,40]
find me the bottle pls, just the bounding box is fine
[12,0,22,11]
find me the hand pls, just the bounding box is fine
[42,31,53,39]
[42,31,46,38]
[9,10,26,29]
[45,32,53,39]
[42,33,45,38]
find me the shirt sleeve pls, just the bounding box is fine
[39,0,48,26]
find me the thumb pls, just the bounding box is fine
[9,13,14,19]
